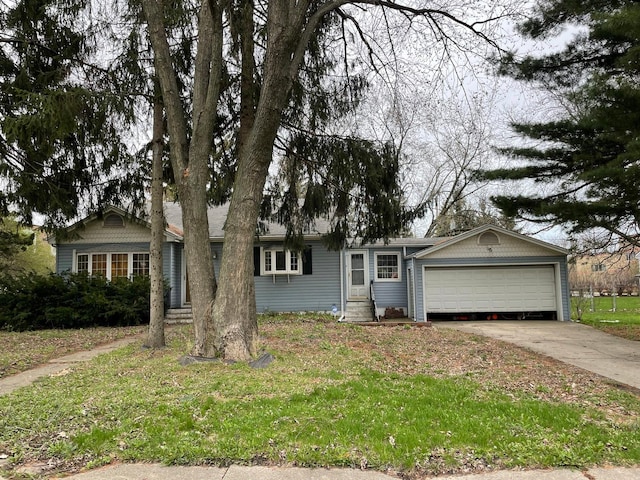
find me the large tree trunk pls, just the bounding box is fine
[210,0,307,360]
[146,92,166,349]
[209,151,267,360]
[142,0,223,357]
[142,0,506,361]
[179,179,216,356]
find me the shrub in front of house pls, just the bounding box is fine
[0,272,152,331]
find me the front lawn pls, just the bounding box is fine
[1,316,639,479]
[0,326,146,379]
[572,295,640,340]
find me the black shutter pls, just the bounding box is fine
[253,247,260,276]
[303,246,312,275]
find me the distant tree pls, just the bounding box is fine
[478,0,640,246]
[0,217,54,274]
[429,197,517,237]
[413,89,503,238]
[0,217,33,258]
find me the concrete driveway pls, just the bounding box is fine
[434,321,640,391]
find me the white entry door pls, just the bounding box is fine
[348,251,369,299]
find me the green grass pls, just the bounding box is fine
[571,295,640,340]
[0,326,146,378]
[1,319,639,478]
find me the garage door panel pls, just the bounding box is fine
[424,266,557,313]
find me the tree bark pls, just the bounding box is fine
[210,0,309,360]
[141,0,223,357]
[146,91,166,349]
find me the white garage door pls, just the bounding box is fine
[424,265,557,313]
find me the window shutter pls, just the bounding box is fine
[303,247,312,275]
[253,247,260,276]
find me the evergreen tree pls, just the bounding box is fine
[478,0,640,245]
[0,0,145,229]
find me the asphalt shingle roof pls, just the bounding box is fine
[162,202,333,239]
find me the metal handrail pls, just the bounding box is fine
[370,280,379,322]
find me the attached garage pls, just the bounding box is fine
[423,265,560,319]
[412,225,571,321]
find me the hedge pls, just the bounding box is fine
[0,272,157,331]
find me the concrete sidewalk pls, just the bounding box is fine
[44,463,640,480]
[434,320,640,390]
[0,336,140,396]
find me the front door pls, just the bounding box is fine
[348,251,369,299]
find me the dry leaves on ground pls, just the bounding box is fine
[0,326,146,378]
[260,319,639,423]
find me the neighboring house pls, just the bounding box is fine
[569,247,640,295]
[53,203,571,322]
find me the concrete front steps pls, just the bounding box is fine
[344,300,376,322]
[164,308,193,324]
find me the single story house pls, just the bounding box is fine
[53,203,571,322]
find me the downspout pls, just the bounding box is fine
[411,257,417,322]
[422,264,427,323]
[413,259,418,321]
[338,248,345,322]
[416,265,429,322]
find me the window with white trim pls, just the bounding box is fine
[261,247,301,275]
[92,253,108,277]
[132,253,150,276]
[374,252,401,281]
[77,253,89,274]
[75,252,150,280]
[111,253,128,278]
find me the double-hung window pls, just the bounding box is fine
[111,253,129,278]
[132,253,150,276]
[91,254,108,277]
[374,252,401,281]
[261,248,300,275]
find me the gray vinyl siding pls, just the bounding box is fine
[165,243,182,308]
[254,241,340,313]
[65,242,151,254]
[414,255,570,322]
[368,248,407,310]
[56,245,74,273]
